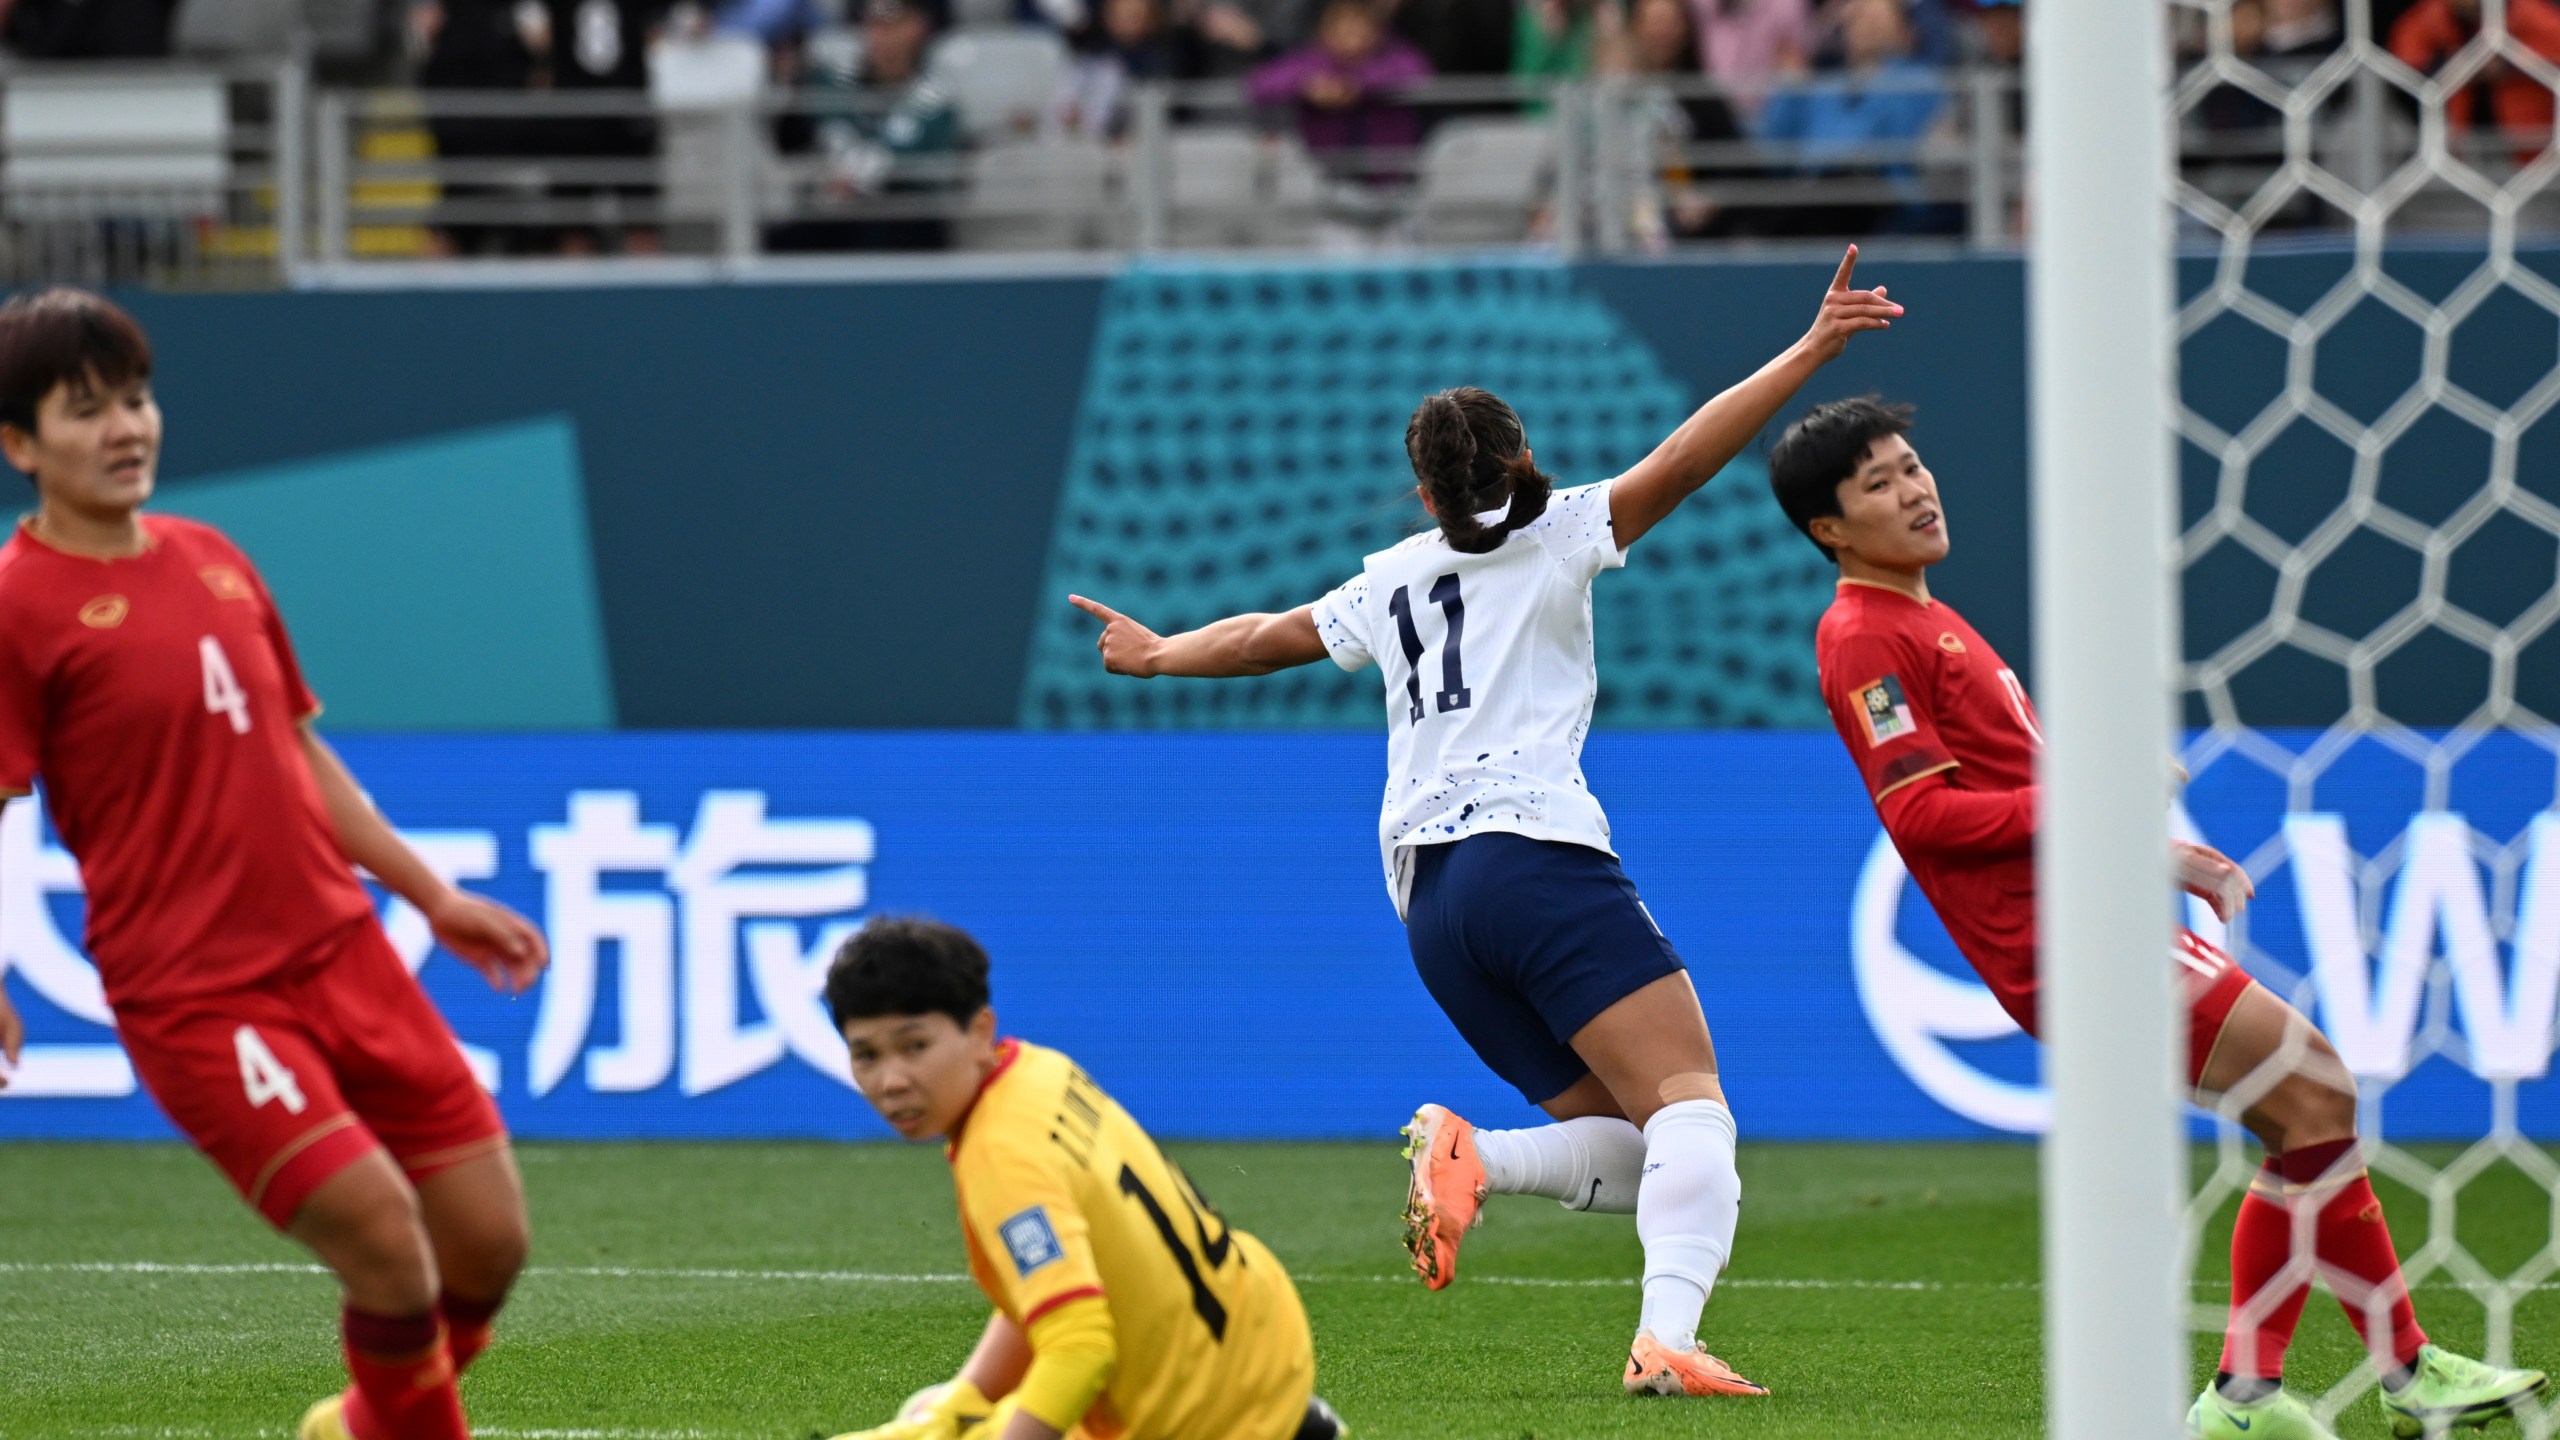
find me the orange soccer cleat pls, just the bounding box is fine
[1623,1331,1770,1398]
[1400,1103,1487,1290]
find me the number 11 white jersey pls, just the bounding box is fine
[1309,479,1626,918]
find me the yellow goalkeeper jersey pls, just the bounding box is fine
[947,1040,1315,1440]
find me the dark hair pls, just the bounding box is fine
[1405,386,1552,555]
[0,288,152,438]
[825,916,991,1029]
[1767,396,1914,562]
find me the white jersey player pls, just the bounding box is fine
[1068,248,1900,1399]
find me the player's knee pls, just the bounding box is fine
[298,1168,439,1312]
[350,1203,438,1310]
[446,1205,529,1297]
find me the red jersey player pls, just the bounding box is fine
[0,289,549,1440]
[1770,397,2546,1440]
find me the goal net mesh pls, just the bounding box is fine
[2171,0,2560,1426]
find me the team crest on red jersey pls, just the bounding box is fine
[1858,675,1916,746]
[78,594,128,629]
[198,565,253,601]
[1937,632,1966,654]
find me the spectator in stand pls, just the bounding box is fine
[1958,0,2017,68]
[1249,0,1434,177]
[2391,0,2560,163]
[771,0,962,251]
[1691,0,1809,119]
[1514,0,1597,82]
[412,0,544,254]
[1755,0,1946,234]
[532,0,669,253]
[1189,0,1301,78]
[1054,0,1211,138]
[2262,0,2339,59]
[1389,0,1512,78]
[1808,0,1949,64]
[2192,0,2334,127]
[1606,0,1754,242]
[714,0,825,45]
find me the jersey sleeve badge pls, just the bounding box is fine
[1000,1206,1066,1276]
[1858,675,1918,746]
[198,566,254,602]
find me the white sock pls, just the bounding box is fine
[1635,1098,1741,1352]
[1472,1116,1646,1213]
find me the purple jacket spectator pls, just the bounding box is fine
[1249,0,1434,157]
[1694,0,1809,116]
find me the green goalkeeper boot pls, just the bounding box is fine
[2186,1383,2340,1440]
[2378,1345,2548,1437]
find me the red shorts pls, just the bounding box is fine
[2177,928,2255,1090]
[115,921,506,1227]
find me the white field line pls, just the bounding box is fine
[0,1260,1994,1290]
[0,1260,2544,1295]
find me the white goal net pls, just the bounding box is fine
[2170,0,2560,1429]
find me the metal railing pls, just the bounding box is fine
[0,44,2547,287]
[0,57,304,289]
[295,68,2004,271]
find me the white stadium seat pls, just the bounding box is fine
[1413,116,1553,247]
[926,28,1068,142]
[958,136,1114,250]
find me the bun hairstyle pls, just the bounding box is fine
[1404,386,1552,554]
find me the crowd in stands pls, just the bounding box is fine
[365,0,2021,252]
[4,0,2548,254]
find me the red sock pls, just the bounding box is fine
[442,1290,506,1375]
[339,1306,467,1440]
[2280,1139,2428,1372]
[2219,1163,2314,1380]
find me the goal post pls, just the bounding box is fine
[2028,0,2189,1436]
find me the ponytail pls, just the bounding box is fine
[1404,386,1552,555]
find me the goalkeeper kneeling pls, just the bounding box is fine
[824,917,1346,1440]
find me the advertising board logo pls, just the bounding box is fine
[0,789,874,1102]
[1852,811,2560,1132]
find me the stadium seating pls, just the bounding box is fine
[926,29,1069,143]
[958,136,1116,249]
[1412,118,1554,247]
[0,72,226,221]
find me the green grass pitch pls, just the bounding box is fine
[3,1140,2552,1439]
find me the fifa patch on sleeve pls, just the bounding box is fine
[1858,675,1917,746]
[999,1206,1065,1276]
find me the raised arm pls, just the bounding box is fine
[1609,245,1902,550]
[298,726,549,994]
[1068,595,1327,679]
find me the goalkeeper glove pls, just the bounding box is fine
[827,1379,995,1440]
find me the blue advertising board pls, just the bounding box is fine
[2,732,2553,1142]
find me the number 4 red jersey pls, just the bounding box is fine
[1815,579,2048,1033]
[0,515,373,1010]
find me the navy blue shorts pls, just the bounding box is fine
[1404,831,1689,1106]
